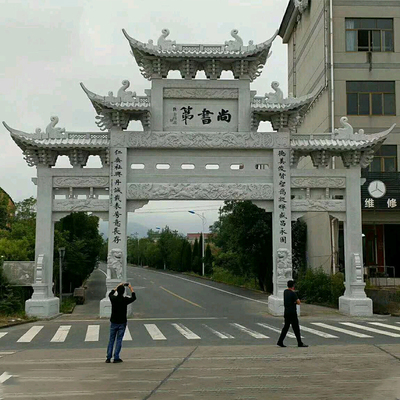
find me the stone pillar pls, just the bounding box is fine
[339,166,372,316]
[100,127,128,317]
[25,165,59,317]
[268,131,292,316]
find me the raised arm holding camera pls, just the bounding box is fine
[106,282,136,363]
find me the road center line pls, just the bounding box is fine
[141,269,268,305]
[160,286,203,309]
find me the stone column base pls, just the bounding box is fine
[268,295,284,316]
[99,297,111,318]
[339,296,373,316]
[25,297,59,318]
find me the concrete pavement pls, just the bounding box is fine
[2,344,400,399]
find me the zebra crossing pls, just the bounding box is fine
[1,320,400,345]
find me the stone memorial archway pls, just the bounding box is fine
[4,28,394,318]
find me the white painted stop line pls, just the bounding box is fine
[312,323,372,338]
[144,324,167,340]
[172,323,200,339]
[85,325,100,342]
[230,323,269,339]
[50,325,71,342]
[17,326,43,343]
[340,322,400,338]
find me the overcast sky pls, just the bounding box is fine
[0,0,289,236]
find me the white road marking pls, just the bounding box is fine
[85,325,100,342]
[140,270,268,305]
[97,269,107,277]
[17,326,43,343]
[0,372,12,383]
[312,323,372,338]
[0,333,8,340]
[299,325,337,338]
[369,322,400,332]
[144,324,167,340]
[340,322,400,338]
[256,323,297,338]
[172,323,201,339]
[230,323,269,339]
[50,325,71,343]
[203,324,234,339]
[123,327,132,341]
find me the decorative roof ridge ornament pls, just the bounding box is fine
[260,81,313,106]
[157,28,176,50]
[3,117,66,140]
[122,27,278,55]
[294,0,309,14]
[333,116,396,141]
[80,81,149,107]
[225,29,244,51]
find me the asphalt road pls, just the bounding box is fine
[2,265,400,399]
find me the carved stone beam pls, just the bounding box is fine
[68,149,90,167]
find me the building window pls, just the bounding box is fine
[369,145,397,172]
[346,18,394,52]
[347,81,396,116]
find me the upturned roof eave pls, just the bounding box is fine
[80,82,150,113]
[123,28,277,60]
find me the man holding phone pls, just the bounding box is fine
[106,282,136,363]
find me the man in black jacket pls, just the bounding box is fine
[277,280,308,348]
[106,282,136,363]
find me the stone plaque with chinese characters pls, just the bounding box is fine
[164,99,238,132]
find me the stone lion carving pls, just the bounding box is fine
[107,248,123,280]
[276,248,292,281]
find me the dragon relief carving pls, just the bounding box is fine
[276,248,292,281]
[291,178,346,188]
[264,82,296,104]
[53,177,109,188]
[291,199,346,212]
[53,199,109,212]
[127,183,273,200]
[127,131,273,149]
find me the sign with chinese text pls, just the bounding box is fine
[164,99,238,132]
[361,173,400,210]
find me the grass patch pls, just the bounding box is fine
[207,267,260,291]
[0,313,36,328]
[60,296,76,314]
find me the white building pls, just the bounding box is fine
[279,0,400,277]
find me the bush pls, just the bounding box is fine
[296,268,345,307]
[210,266,259,291]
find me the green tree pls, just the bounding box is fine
[192,238,201,274]
[292,219,307,279]
[211,201,273,292]
[54,212,103,293]
[181,241,192,272]
[204,243,213,275]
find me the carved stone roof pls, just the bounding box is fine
[122,28,278,81]
[80,82,150,113]
[291,120,396,151]
[80,82,151,131]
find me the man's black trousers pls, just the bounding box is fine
[278,313,302,345]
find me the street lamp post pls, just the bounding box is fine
[188,211,206,276]
[58,247,66,301]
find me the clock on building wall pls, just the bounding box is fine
[367,180,386,198]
